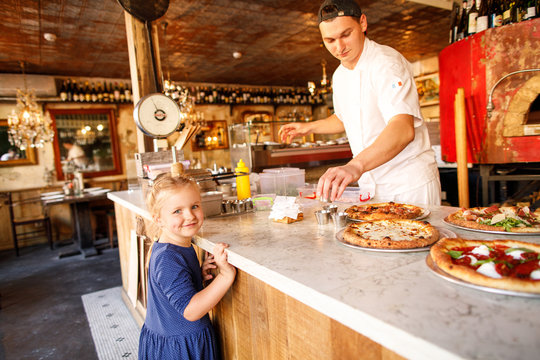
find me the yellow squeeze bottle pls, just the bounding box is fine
[235,159,251,200]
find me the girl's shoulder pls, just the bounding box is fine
[152,242,195,265]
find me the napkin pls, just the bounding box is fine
[269,196,302,220]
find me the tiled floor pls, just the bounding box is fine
[0,241,122,360]
[82,287,139,359]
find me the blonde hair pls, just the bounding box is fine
[144,173,200,271]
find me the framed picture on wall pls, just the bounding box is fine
[415,72,439,107]
[0,119,37,167]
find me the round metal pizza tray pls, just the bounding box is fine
[442,218,540,236]
[347,208,430,223]
[425,255,540,298]
[335,227,456,253]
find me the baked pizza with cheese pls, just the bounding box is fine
[345,202,424,221]
[342,219,439,249]
[445,205,540,233]
[430,238,540,293]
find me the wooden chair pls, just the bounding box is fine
[5,192,53,256]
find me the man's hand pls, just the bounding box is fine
[316,161,364,202]
[278,123,311,144]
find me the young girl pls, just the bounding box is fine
[139,173,236,360]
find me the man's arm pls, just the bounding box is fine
[278,113,345,143]
[317,114,415,201]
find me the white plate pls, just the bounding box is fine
[41,191,63,197]
[87,189,110,195]
[335,227,456,253]
[347,207,430,222]
[442,218,540,236]
[425,255,540,298]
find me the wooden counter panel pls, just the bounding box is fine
[209,266,405,360]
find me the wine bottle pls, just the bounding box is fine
[119,83,126,103]
[523,0,536,18]
[457,1,469,40]
[113,82,120,102]
[490,0,503,27]
[477,0,489,32]
[450,1,460,43]
[503,1,513,24]
[72,80,79,102]
[96,82,103,102]
[84,81,91,102]
[468,0,479,36]
[124,83,132,103]
[59,80,68,101]
[102,82,110,103]
[91,82,98,102]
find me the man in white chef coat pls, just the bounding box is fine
[279,0,441,205]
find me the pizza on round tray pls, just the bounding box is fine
[430,238,540,293]
[445,205,540,233]
[342,219,439,249]
[345,202,425,221]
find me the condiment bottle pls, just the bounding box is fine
[235,159,251,200]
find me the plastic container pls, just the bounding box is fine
[201,191,223,216]
[261,167,305,196]
[297,184,317,199]
[235,159,251,200]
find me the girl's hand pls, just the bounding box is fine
[213,243,236,279]
[201,251,217,281]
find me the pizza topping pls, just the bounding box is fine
[477,262,503,279]
[531,267,540,280]
[446,244,540,280]
[471,244,491,257]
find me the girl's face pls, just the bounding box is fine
[154,185,204,246]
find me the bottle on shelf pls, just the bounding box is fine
[502,1,513,24]
[59,80,68,101]
[72,80,80,102]
[96,82,104,102]
[113,82,121,102]
[102,82,110,103]
[119,83,126,103]
[449,1,460,43]
[525,0,537,19]
[467,0,479,36]
[91,82,98,102]
[489,0,504,27]
[477,0,489,32]
[84,81,91,102]
[457,1,469,40]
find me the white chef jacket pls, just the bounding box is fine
[332,37,439,201]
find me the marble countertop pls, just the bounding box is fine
[108,190,540,360]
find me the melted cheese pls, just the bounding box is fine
[531,268,540,280]
[471,245,490,257]
[507,248,525,260]
[476,262,502,279]
[460,254,478,265]
[353,222,429,241]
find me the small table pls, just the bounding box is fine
[42,190,111,258]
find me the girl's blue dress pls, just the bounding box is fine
[138,242,219,360]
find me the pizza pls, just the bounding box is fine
[445,205,540,233]
[345,202,425,221]
[342,219,439,249]
[430,238,540,293]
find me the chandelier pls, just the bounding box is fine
[308,59,332,96]
[7,62,55,150]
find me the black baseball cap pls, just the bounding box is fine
[318,0,362,24]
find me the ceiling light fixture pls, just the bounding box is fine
[232,51,243,59]
[7,62,54,150]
